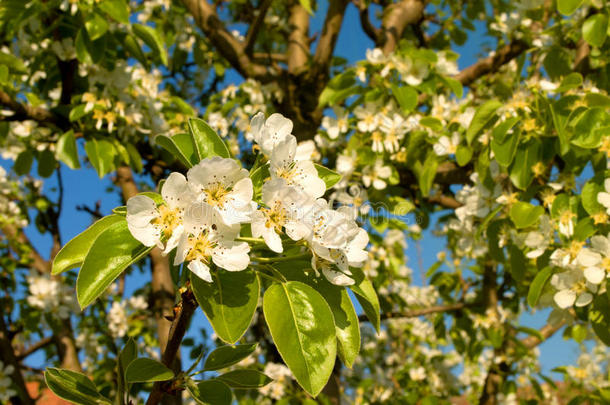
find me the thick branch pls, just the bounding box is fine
[181,0,271,80]
[0,90,59,126]
[455,40,528,87]
[16,336,54,360]
[287,1,310,74]
[353,0,381,44]
[380,0,424,54]
[145,288,198,405]
[312,0,350,77]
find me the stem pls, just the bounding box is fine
[236,236,265,244]
[252,252,311,263]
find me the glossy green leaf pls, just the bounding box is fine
[590,295,610,345]
[45,368,111,405]
[455,145,472,166]
[56,130,80,169]
[98,0,129,24]
[191,269,259,344]
[85,12,109,41]
[187,380,232,405]
[188,118,231,161]
[350,270,380,333]
[52,215,124,275]
[581,180,605,215]
[557,0,583,15]
[37,149,56,178]
[556,72,583,93]
[466,100,502,144]
[263,281,336,397]
[216,370,272,389]
[133,24,167,65]
[117,338,137,404]
[314,164,342,189]
[509,138,541,190]
[155,132,197,168]
[203,343,257,371]
[14,150,33,175]
[527,267,553,307]
[85,138,116,178]
[124,34,148,67]
[509,202,544,229]
[125,358,174,383]
[77,219,152,308]
[582,14,608,48]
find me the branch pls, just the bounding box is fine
[2,224,51,274]
[16,336,54,360]
[521,320,566,349]
[361,302,471,322]
[352,0,381,44]
[0,316,36,405]
[181,0,272,81]
[311,0,350,78]
[145,287,198,405]
[244,0,273,55]
[286,1,310,74]
[0,90,59,126]
[380,0,424,54]
[455,40,529,87]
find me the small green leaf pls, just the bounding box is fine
[203,344,257,371]
[299,0,314,14]
[45,368,111,405]
[125,358,174,383]
[509,138,541,190]
[52,215,124,275]
[509,202,544,229]
[527,267,553,307]
[391,85,418,113]
[133,24,167,65]
[314,164,342,189]
[263,281,337,397]
[557,0,583,15]
[117,339,137,403]
[556,72,583,93]
[187,380,232,405]
[442,76,463,98]
[467,100,502,144]
[581,180,604,215]
[85,138,116,178]
[582,14,608,48]
[455,145,472,166]
[188,118,231,161]
[191,269,259,344]
[56,130,80,169]
[350,274,380,333]
[85,12,109,41]
[155,132,197,168]
[77,219,152,308]
[216,370,272,389]
[98,0,129,24]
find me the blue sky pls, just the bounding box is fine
[5,0,583,385]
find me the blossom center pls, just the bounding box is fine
[204,183,231,207]
[185,232,215,262]
[152,205,181,236]
[262,202,287,233]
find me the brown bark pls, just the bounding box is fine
[380,0,425,54]
[287,1,310,74]
[0,316,36,405]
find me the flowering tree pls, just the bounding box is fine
[1,0,610,403]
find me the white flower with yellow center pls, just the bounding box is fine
[187,157,254,226]
[597,179,610,214]
[269,135,327,199]
[433,133,460,156]
[551,268,596,309]
[174,201,250,282]
[251,178,311,253]
[249,112,294,155]
[126,172,195,254]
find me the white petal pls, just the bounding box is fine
[554,289,576,309]
[584,266,605,284]
[575,292,593,307]
[597,191,610,208]
[162,172,194,209]
[127,222,160,247]
[188,260,212,283]
[576,249,601,267]
[323,268,355,286]
[126,195,158,227]
[163,224,184,255]
[212,241,250,271]
[263,227,283,254]
[174,233,189,265]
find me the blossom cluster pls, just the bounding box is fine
[126,113,368,285]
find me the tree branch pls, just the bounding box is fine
[244,0,273,56]
[2,224,51,274]
[380,0,424,54]
[361,302,471,322]
[16,336,54,360]
[312,0,350,78]
[352,0,381,44]
[0,90,59,126]
[0,316,36,405]
[286,0,310,74]
[145,287,198,405]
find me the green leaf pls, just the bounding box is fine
[125,358,174,383]
[14,150,33,175]
[124,34,148,67]
[314,164,342,189]
[590,294,610,345]
[191,269,259,344]
[574,217,596,242]
[117,338,137,404]
[557,0,583,15]
[98,0,129,24]
[187,380,232,405]
[77,219,152,308]
[132,24,167,65]
[56,130,80,169]
[581,180,605,215]
[455,145,472,166]
[299,0,314,14]
[216,370,272,389]
[418,153,439,197]
[509,202,544,229]
[85,12,109,41]
[37,149,56,178]
[509,138,541,190]
[263,281,336,397]
[203,344,257,371]
[75,28,92,64]
[582,14,608,48]
[69,105,88,122]
[442,76,463,99]
[155,132,197,168]
[571,108,607,149]
[250,164,270,199]
[556,72,583,93]
[391,85,418,113]
[0,65,8,84]
[52,215,124,275]
[527,267,553,307]
[85,138,116,178]
[466,100,502,144]
[44,368,111,405]
[491,120,521,168]
[188,118,231,161]
[350,271,380,333]
[509,244,526,283]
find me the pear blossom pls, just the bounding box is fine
[596,179,610,214]
[251,178,311,253]
[321,107,349,139]
[433,133,460,156]
[269,135,327,199]
[175,201,250,282]
[551,269,596,309]
[249,112,294,155]
[354,102,380,132]
[126,172,195,253]
[362,159,392,190]
[379,113,407,153]
[187,157,254,226]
